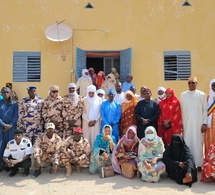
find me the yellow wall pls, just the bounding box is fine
[0,0,215,99]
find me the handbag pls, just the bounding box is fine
[99,161,115,178]
[162,121,171,130]
[100,166,115,178]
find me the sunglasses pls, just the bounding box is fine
[188,82,196,85]
[51,90,59,93]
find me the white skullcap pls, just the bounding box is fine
[68,83,76,89]
[87,85,96,92]
[157,86,166,92]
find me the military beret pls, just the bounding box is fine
[27,86,36,91]
[14,129,24,134]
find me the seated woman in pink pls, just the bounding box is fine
[112,126,139,179]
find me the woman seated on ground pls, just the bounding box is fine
[89,125,116,174]
[162,134,197,187]
[201,143,215,183]
[137,126,165,183]
[112,126,139,179]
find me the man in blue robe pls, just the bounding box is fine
[100,89,122,142]
[0,87,18,170]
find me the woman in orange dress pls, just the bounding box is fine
[201,143,215,183]
[120,91,138,137]
[158,88,182,147]
[204,79,215,155]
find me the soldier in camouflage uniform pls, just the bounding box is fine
[62,83,83,139]
[60,127,91,175]
[32,123,68,178]
[18,86,44,144]
[42,85,63,138]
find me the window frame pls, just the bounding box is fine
[164,51,191,81]
[13,51,41,82]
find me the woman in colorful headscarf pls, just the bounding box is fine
[0,87,18,170]
[96,71,106,89]
[204,79,215,155]
[137,126,165,183]
[88,67,97,87]
[82,85,102,147]
[201,143,215,183]
[101,73,116,99]
[158,88,182,147]
[89,125,116,174]
[112,126,139,178]
[120,91,138,137]
[76,69,92,97]
[163,134,197,187]
[110,67,120,83]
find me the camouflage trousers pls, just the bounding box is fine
[24,121,43,145]
[59,147,90,168]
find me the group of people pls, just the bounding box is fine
[0,68,215,186]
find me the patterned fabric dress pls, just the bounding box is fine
[112,126,139,179]
[120,91,138,137]
[89,125,116,174]
[204,79,215,155]
[137,126,165,182]
[158,88,182,147]
[201,143,215,183]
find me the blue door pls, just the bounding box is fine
[76,48,86,81]
[120,48,132,83]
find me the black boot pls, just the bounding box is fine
[32,168,41,178]
[22,168,30,177]
[9,168,19,177]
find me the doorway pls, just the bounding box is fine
[86,57,120,75]
[76,48,132,83]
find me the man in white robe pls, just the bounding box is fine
[180,76,207,168]
[114,82,124,104]
[82,85,102,147]
[76,69,92,97]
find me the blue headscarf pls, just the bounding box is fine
[93,124,115,152]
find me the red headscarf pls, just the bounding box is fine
[163,88,178,104]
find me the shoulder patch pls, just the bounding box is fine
[6,145,10,150]
[27,143,31,147]
[9,140,14,144]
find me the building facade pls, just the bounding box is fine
[0,0,214,98]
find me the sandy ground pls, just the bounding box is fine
[0,166,214,195]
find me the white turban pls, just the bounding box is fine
[157,86,166,92]
[68,83,76,89]
[87,85,96,93]
[96,89,105,95]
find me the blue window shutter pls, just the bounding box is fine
[76,48,86,81]
[120,48,132,83]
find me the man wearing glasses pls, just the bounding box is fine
[180,76,207,171]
